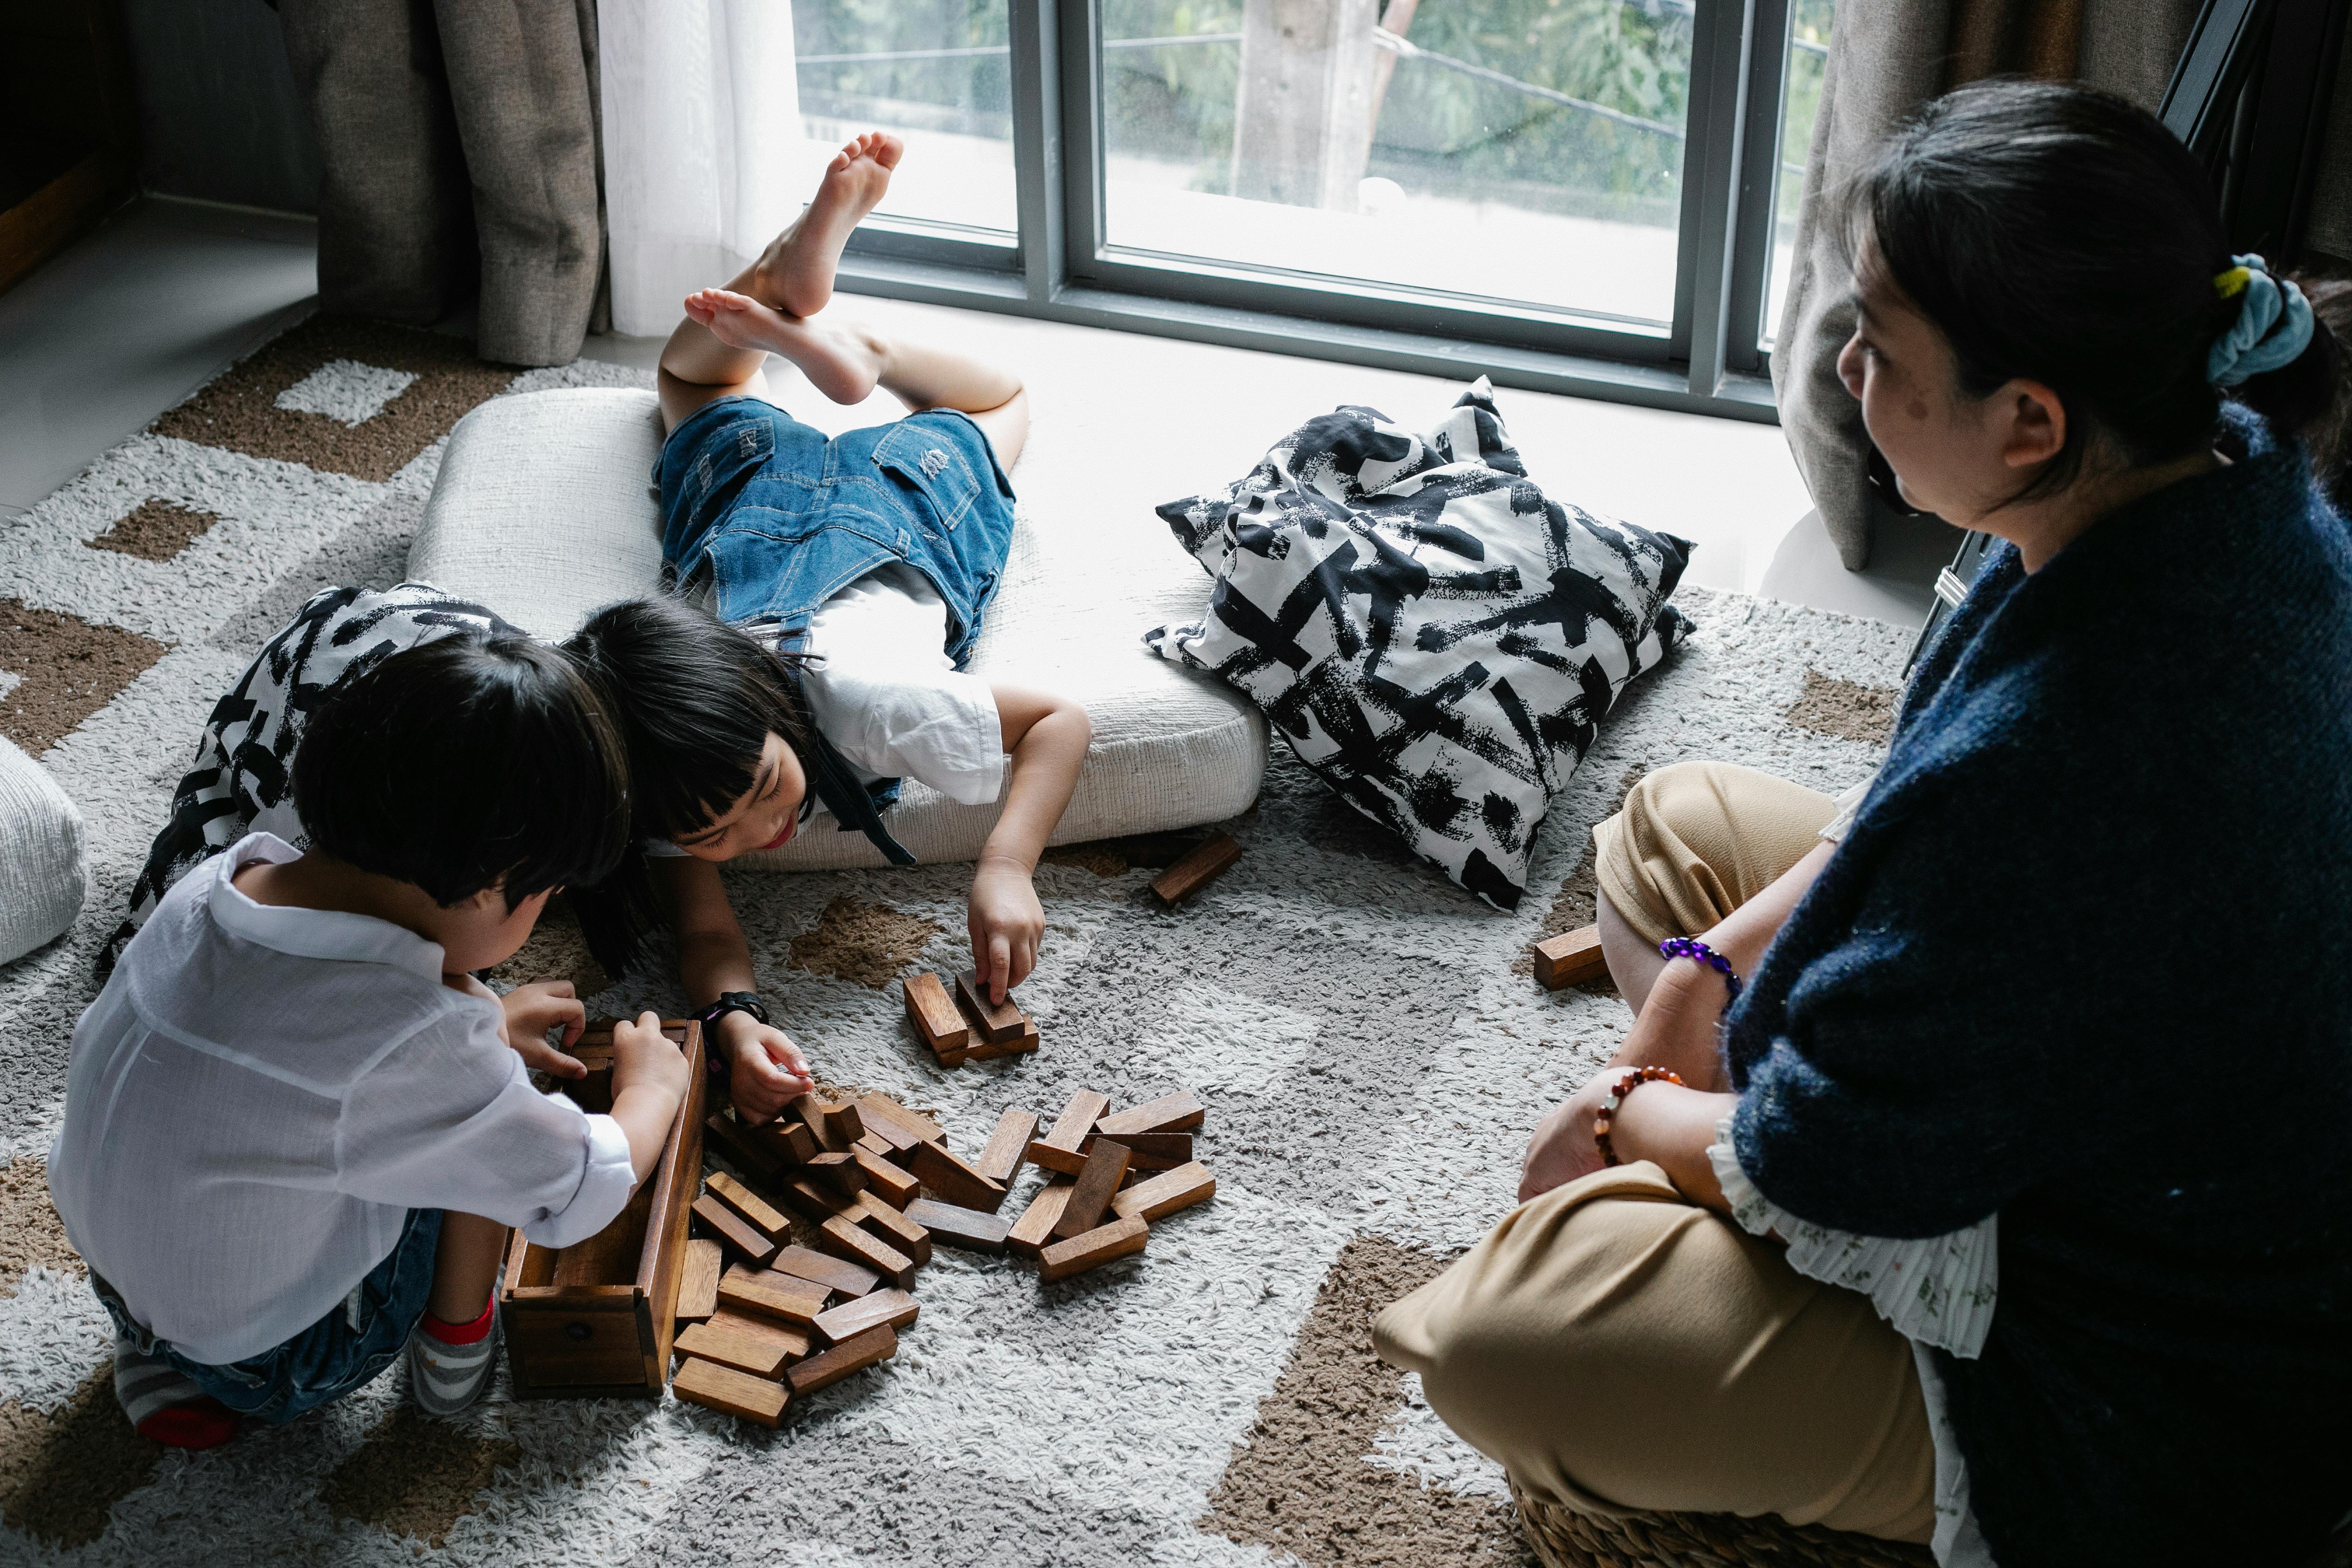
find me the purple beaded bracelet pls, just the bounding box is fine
[1658,937,1742,1002]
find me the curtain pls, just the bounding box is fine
[598,0,802,338]
[1769,0,2201,569]
[278,0,605,368]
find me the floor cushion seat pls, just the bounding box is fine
[408,388,1267,868]
[0,736,86,964]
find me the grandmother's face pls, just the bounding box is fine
[1834,238,2030,530]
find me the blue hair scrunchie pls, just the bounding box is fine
[2208,252,2315,386]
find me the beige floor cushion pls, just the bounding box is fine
[0,735,86,964]
[408,388,1267,868]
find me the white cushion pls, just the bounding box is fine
[410,388,1267,868]
[0,735,87,964]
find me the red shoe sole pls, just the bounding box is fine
[137,1398,241,1450]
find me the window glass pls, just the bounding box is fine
[786,1,1018,241]
[1099,0,1695,326]
[1761,0,1832,348]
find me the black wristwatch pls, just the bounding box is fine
[697,993,770,1073]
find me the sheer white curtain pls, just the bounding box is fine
[599,0,806,336]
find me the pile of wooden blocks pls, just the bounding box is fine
[670,1082,1216,1426]
[902,970,1039,1069]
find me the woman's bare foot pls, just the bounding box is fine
[681,288,884,405]
[751,132,903,321]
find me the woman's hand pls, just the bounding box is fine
[718,1009,816,1124]
[1520,1078,1612,1202]
[968,854,1044,1003]
[497,980,590,1079]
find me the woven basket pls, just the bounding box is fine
[1512,1482,1937,1568]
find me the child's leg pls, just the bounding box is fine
[657,132,902,432]
[427,1210,509,1323]
[408,1210,507,1415]
[876,340,1029,470]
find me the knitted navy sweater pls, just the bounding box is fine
[1725,412,2352,1568]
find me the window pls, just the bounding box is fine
[805,0,1803,421]
[1761,0,1832,350]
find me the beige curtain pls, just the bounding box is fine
[279,0,607,368]
[1769,0,2202,568]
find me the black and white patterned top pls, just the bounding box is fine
[105,583,515,970]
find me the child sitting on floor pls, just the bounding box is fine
[49,633,689,1448]
[560,133,1090,1124]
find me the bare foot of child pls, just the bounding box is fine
[752,131,902,320]
[682,287,884,405]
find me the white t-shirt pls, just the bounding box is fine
[649,566,1004,856]
[48,834,636,1365]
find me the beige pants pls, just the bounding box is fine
[1373,760,1937,1543]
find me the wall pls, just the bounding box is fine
[121,0,320,214]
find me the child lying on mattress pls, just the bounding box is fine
[560,133,1089,1122]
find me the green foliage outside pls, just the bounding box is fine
[787,0,1834,233]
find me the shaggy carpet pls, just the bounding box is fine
[0,313,1907,1566]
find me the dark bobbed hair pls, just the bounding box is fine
[293,633,631,909]
[558,596,814,974]
[1848,78,2343,504]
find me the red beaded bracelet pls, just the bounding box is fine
[1592,1066,1685,1167]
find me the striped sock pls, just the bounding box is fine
[113,1336,239,1449]
[407,1300,498,1415]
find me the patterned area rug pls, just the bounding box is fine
[0,313,1907,1565]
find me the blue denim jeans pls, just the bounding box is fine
[95,1207,443,1423]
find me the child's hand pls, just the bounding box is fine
[498,980,589,1080]
[612,1010,690,1109]
[610,1011,691,1183]
[717,1012,816,1125]
[968,854,1044,1004]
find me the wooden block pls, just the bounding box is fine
[717,1265,827,1328]
[819,1214,917,1289]
[811,1288,919,1345]
[1530,925,1609,989]
[1039,1216,1150,1281]
[703,1112,782,1179]
[1096,1092,1206,1137]
[1054,1141,1134,1239]
[1110,1161,1217,1223]
[1149,832,1241,907]
[1087,1131,1192,1169]
[705,1170,791,1244]
[904,972,970,1064]
[1007,1181,1076,1258]
[965,1018,1040,1061]
[788,1094,865,1153]
[778,1176,853,1224]
[853,1147,922,1209]
[904,1197,1010,1254]
[1029,1089,1109,1176]
[974,1108,1038,1187]
[768,1243,879,1299]
[853,1191,932,1265]
[785,1323,897,1396]
[953,969,1028,1045]
[856,1093,946,1154]
[672,1356,787,1427]
[909,1140,1008,1213]
[806,1150,868,1199]
[673,1313,795,1378]
[755,1116,819,1166]
[855,1131,895,1159]
[692,1193,780,1268]
[676,1239,723,1321]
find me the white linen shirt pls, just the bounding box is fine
[46,834,635,1366]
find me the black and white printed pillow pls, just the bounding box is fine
[1144,378,1693,910]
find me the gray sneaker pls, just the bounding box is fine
[406,1314,500,1415]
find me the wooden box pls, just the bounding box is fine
[498,1019,706,1400]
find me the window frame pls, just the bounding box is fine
[826,0,1798,424]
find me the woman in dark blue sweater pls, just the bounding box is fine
[1378,81,2352,1568]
